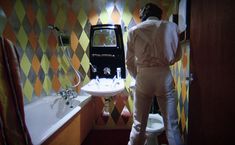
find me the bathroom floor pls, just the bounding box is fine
[81,129,168,145]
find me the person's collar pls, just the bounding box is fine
[146,16,160,21]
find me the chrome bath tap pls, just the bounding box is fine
[60,89,77,105]
[51,89,77,108]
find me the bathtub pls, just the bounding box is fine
[24,93,91,145]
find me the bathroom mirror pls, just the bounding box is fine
[89,24,126,79]
[93,29,117,47]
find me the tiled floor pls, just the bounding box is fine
[81,129,168,145]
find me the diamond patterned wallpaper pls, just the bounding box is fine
[171,41,190,141]
[0,0,188,140]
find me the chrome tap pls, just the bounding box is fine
[112,75,117,83]
[51,89,77,108]
[63,89,77,105]
[95,75,100,85]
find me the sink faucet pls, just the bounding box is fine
[112,75,121,87]
[112,75,117,83]
[95,75,100,85]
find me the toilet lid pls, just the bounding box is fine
[146,114,164,133]
[146,122,164,133]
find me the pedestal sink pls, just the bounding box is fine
[81,78,125,97]
[81,78,125,116]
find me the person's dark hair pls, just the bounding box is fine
[140,3,163,21]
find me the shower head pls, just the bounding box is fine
[48,24,60,32]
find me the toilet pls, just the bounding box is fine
[130,79,165,145]
[146,113,164,145]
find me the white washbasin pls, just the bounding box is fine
[81,78,125,97]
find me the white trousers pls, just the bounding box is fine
[128,67,183,145]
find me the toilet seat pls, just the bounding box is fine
[146,113,164,133]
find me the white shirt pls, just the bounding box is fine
[126,17,182,78]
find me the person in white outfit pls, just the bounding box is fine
[126,3,184,145]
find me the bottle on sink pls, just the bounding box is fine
[116,67,121,80]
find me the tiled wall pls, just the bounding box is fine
[0,0,188,140]
[171,41,190,142]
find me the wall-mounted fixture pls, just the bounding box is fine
[48,24,81,88]
[81,24,126,111]
[89,24,126,79]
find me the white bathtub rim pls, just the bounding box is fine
[25,94,91,145]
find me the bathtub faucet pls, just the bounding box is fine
[59,89,77,106]
[51,89,77,109]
